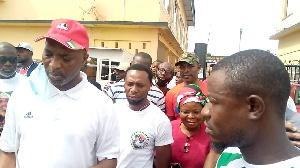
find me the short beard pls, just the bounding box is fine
[128,97,145,105]
[156,78,170,87]
[211,128,249,153]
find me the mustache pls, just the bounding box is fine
[47,69,63,76]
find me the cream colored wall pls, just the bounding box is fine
[0,0,163,21]
[0,25,49,61]
[277,30,300,63]
[91,27,159,60]
[0,0,190,61]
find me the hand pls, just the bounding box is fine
[285,122,300,147]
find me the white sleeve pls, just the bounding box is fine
[287,96,297,113]
[0,94,18,153]
[95,97,120,161]
[155,114,173,147]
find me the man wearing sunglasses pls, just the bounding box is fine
[156,62,174,95]
[0,42,27,137]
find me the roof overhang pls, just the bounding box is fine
[270,21,300,40]
[182,0,195,26]
[0,20,183,54]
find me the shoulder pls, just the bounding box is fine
[150,85,164,94]
[171,119,181,127]
[166,83,183,97]
[217,147,243,167]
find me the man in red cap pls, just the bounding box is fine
[0,19,119,168]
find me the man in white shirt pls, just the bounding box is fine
[116,64,173,168]
[0,42,28,137]
[0,19,119,168]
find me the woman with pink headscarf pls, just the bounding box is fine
[170,84,211,168]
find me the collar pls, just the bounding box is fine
[47,72,88,99]
[21,62,35,70]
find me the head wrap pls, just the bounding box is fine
[175,84,209,114]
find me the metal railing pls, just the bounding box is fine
[285,65,300,83]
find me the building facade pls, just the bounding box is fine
[270,0,300,65]
[0,0,195,65]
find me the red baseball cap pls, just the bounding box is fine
[35,19,89,52]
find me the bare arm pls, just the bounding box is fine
[285,122,300,147]
[155,145,172,168]
[203,149,221,168]
[0,152,16,168]
[91,158,117,168]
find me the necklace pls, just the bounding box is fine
[138,102,150,111]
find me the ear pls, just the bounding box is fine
[247,95,265,120]
[197,63,201,71]
[82,53,89,65]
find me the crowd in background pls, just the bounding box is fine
[0,18,300,168]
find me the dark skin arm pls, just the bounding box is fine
[155,145,172,168]
[285,122,300,147]
[91,158,117,168]
[0,152,16,168]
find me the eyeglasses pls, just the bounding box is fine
[183,136,190,153]
[158,68,172,75]
[0,56,17,64]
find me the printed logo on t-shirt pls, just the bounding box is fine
[130,131,149,149]
[0,91,13,135]
[24,112,33,118]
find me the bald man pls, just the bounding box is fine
[156,62,174,95]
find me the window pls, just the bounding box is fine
[173,1,178,28]
[287,0,299,17]
[101,42,104,47]
[163,0,169,13]
[143,43,146,49]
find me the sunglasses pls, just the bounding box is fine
[183,136,190,153]
[0,56,18,64]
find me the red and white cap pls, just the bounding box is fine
[35,19,89,52]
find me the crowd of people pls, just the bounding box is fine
[0,18,300,168]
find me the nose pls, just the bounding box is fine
[130,85,138,93]
[201,103,211,118]
[48,56,61,70]
[187,113,195,119]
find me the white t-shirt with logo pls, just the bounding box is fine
[116,102,173,168]
[217,147,300,168]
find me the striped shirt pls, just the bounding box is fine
[105,79,165,112]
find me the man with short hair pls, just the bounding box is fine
[156,62,174,95]
[106,52,165,112]
[116,64,173,168]
[16,42,38,77]
[0,42,28,137]
[202,49,300,167]
[0,19,119,168]
[165,52,207,120]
